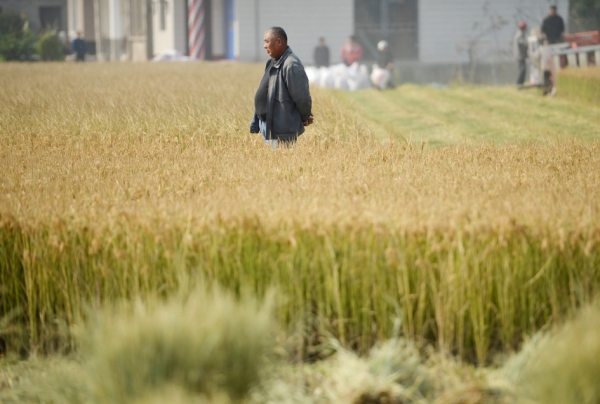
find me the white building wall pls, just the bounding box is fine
[236,0,353,65]
[172,0,187,54]
[153,0,175,56]
[152,0,192,57]
[67,0,82,35]
[418,0,569,64]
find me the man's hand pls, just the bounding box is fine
[304,115,314,127]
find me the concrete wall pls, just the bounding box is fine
[395,60,523,85]
[172,0,186,54]
[235,0,353,65]
[153,0,174,55]
[211,0,225,58]
[418,0,569,64]
[0,0,68,33]
[82,0,94,41]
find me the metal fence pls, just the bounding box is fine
[355,0,418,61]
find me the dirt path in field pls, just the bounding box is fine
[332,84,600,146]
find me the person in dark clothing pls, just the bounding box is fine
[513,21,529,87]
[71,31,87,62]
[314,37,330,68]
[541,6,565,44]
[250,27,313,148]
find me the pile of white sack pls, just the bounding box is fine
[305,63,372,91]
[305,63,394,91]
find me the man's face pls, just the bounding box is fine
[550,7,557,15]
[264,31,282,58]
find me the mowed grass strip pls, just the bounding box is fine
[1,63,600,363]
[334,84,600,145]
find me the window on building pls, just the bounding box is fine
[39,6,62,31]
[160,0,167,30]
[355,0,418,61]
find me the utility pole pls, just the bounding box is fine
[93,0,103,61]
[255,0,260,61]
[109,0,121,61]
[146,0,153,60]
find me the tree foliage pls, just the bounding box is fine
[38,32,64,61]
[570,0,600,32]
[0,11,36,61]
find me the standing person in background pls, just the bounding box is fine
[340,35,363,66]
[377,41,396,90]
[314,37,330,68]
[71,31,87,62]
[374,40,395,89]
[513,21,529,87]
[250,27,313,148]
[541,6,565,44]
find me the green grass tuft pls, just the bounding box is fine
[0,287,274,404]
[558,67,600,105]
[509,303,600,404]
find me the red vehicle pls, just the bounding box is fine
[564,31,600,48]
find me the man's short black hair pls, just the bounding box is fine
[550,5,557,10]
[268,27,287,42]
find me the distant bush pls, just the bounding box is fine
[0,11,37,61]
[37,32,64,61]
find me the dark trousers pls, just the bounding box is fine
[517,58,527,85]
[543,70,553,95]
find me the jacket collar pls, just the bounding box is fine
[272,46,292,68]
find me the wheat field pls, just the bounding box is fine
[1,63,600,365]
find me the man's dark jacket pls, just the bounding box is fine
[541,14,565,44]
[72,38,87,58]
[250,47,312,140]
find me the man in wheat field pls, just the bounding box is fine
[250,27,313,147]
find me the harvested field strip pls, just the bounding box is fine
[335,85,600,144]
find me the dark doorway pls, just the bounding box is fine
[355,0,418,61]
[39,6,62,31]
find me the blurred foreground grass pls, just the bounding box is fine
[0,63,599,367]
[1,287,599,404]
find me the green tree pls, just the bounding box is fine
[570,0,600,32]
[38,32,64,61]
[0,11,37,61]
